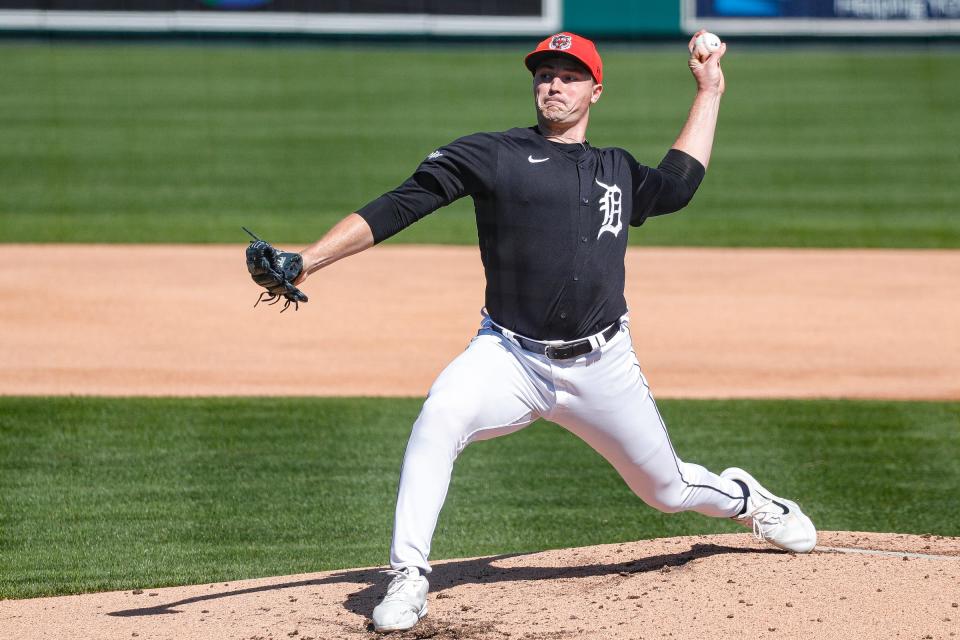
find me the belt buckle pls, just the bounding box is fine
[545,341,587,360]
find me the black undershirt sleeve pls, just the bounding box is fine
[356,174,447,244]
[356,133,497,244]
[630,148,706,226]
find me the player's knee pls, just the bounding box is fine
[644,494,686,514]
[409,394,479,450]
[632,479,688,514]
[420,393,481,428]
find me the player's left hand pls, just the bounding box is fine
[243,227,309,312]
[687,29,726,96]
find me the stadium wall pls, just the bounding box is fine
[563,0,681,36]
[0,0,956,37]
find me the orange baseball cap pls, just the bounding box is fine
[524,32,603,84]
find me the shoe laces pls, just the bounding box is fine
[382,568,422,599]
[746,498,786,542]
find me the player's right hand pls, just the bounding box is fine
[687,30,726,96]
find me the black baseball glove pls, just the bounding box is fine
[243,227,308,312]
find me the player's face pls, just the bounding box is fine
[533,59,603,127]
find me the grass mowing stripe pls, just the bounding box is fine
[0,44,958,247]
[0,397,957,599]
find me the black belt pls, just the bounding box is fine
[490,321,621,360]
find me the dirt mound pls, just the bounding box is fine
[3,532,957,640]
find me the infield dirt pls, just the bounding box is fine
[3,244,959,399]
[2,532,958,640]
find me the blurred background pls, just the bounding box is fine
[1,0,957,247]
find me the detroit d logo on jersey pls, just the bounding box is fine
[595,179,623,238]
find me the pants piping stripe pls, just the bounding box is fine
[642,378,745,505]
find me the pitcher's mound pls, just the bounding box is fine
[4,532,958,640]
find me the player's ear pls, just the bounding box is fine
[590,82,603,104]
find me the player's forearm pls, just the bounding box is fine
[671,88,722,170]
[299,213,374,278]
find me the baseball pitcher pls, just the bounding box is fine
[259,31,817,633]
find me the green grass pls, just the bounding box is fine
[0,43,958,247]
[1,396,957,599]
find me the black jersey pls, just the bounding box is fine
[358,126,705,341]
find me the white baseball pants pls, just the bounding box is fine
[390,315,746,572]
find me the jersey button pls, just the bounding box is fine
[560,311,567,319]
[580,236,588,243]
[581,198,589,205]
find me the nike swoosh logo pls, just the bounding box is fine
[528,156,550,163]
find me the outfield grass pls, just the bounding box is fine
[1,43,958,247]
[1,396,957,599]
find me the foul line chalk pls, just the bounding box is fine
[816,545,959,561]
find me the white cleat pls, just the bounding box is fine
[721,467,817,553]
[371,566,429,633]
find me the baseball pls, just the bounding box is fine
[692,32,722,60]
